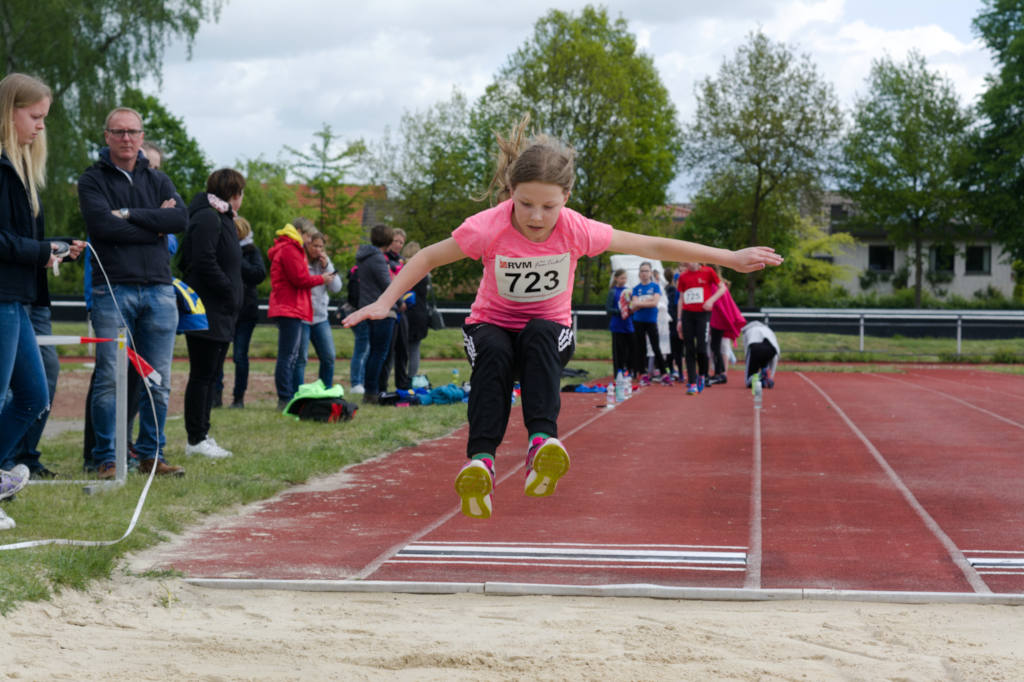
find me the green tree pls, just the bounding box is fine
[474,5,683,302]
[1,0,223,236]
[838,51,973,307]
[968,0,1024,264]
[285,123,368,257]
[682,30,842,306]
[122,88,212,202]
[755,216,856,307]
[370,90,488,295]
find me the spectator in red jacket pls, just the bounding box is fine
[267,221,335,409]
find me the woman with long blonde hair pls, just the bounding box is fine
[0,73,84,529]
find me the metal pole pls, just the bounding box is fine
[115,328,127,483]
[956,315,962,356]
[859,314,865,352]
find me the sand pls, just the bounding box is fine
[2,569,1021,681]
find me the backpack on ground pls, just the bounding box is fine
[283,379,357,423]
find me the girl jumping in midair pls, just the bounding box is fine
[343,116,783,519]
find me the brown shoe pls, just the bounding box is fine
[97,462,117,480]
[139,459,185,477]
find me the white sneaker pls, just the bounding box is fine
[0,464,30,500]
[0,507,15,530]
[350,384,365,395]
[185,437,232,459]
[206,437,233,457]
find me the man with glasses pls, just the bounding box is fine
[77,107,188,478]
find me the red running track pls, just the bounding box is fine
[148,368,1024,598]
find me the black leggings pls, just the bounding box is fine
[710,326,725,376]
[611,331,636,375]
[463,319,574,457]
[680,310,710,385]
[184,335,229,445]
[633,321,666,375]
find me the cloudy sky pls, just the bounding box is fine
[146,0,992,201]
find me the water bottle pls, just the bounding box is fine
[451,368,459,385]
[615,371,625,403]
[606,381,616,408]
[625,372,633,399]
[752,373,763,409]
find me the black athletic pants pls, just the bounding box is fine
[633,320,667,376]
[462,319,574,457]
[184,335,229,445]
[680,310,710,385]
[611,331,636,375]
[746,339,777,380]
[710,326,725,376]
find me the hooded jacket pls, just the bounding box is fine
[77,149,187,287]
[0,152,51,305]
[267,224,324,321]
[355,243,393,309]
[180,192,243,342]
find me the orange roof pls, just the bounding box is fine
[287,183,387,225]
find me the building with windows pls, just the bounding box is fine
[824,194,1015,299]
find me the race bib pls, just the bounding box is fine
[495,253,571,302]
[683,286,705,305]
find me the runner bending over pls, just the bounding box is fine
[343,115,783,519]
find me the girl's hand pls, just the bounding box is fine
[730,247,784,273]
[68,240,87,259]
[342,301,390,327]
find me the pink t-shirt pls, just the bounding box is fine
[452,199,613,330]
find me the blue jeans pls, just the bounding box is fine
[12,305,59,472]
[363,317,395,396]
[350,321,370,387]
[294,320,336,389]
[274,317,305,402]
[231,318,257,402]
[90,284,178,465]
[0,303,51,469]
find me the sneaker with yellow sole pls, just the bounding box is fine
[454,458,494,519]
[524,436,570,497]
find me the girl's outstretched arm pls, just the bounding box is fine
[607,230,783,273]
[342,237,467,327]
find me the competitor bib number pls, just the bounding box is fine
[495,253,571,302]
[683,286,705,305]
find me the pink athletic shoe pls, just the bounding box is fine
[455,458,494,519]
[524,436,570,498]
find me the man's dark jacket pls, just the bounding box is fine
[77,149,186,287]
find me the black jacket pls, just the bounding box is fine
[406,275,431,343]
[356,244,393,309]
[237,238,267,322]
[0,152,51,305]
[77,149,186,287]
[180,193,243,342]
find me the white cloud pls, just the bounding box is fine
[140,0,992,202]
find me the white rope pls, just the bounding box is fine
[1,242,164,551]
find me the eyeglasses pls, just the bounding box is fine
[105,128,143,138]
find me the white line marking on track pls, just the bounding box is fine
[744,404,763,590]
[384,559,746,572]
[900,370,1024,401]
[352,401,620,581]
[871,373,1024,431]
[797,372,992,594]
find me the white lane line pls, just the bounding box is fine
[385,560,746,572]
[900,370,1024,401]
[353,402,619,581]
[744,404,763,590]
[797,372,991,594]
[871,373,1024,431]
[396,544,745,564]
